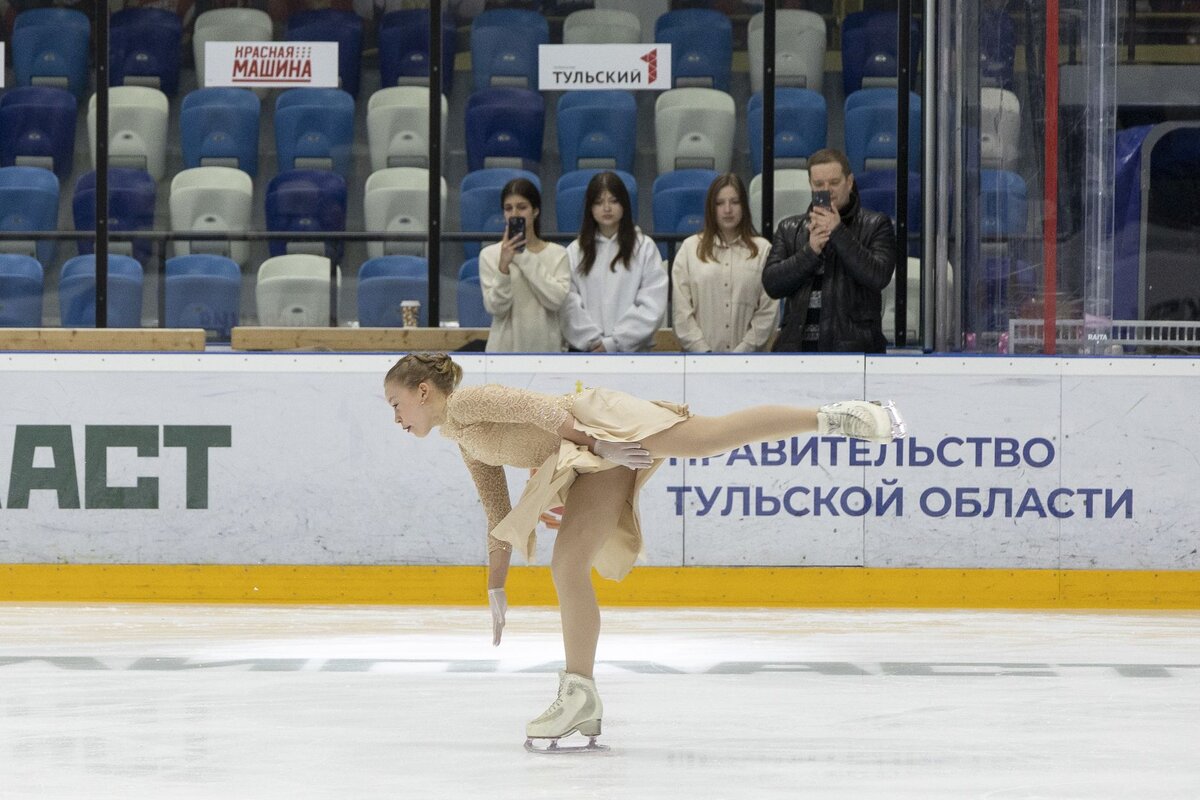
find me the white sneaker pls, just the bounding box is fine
[525,671,603,742]
[817,400,907,443]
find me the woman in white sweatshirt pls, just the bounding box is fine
[561,172,668,353]
[479,178,571,353]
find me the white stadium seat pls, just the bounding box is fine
[749,10,826,94]
[367,87,449,172]
[88,86,169,181]
[169,166,254,266]
[193,8,274,91]
[980,88,1021,171]
[256,254,340,327]
[364,167,449,260]
[882,257,956,346]
[749,169,813,231]
[594,0,669,43]
[654,88,735,174]
[563,9,641,44]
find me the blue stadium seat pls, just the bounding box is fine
[980,9,1017,90]
[747,89,827,175]
[110,8,183,96]
[72,169,157,265]
[844,87,912,115]
[180,88,261,177]
[265,170,348,259]
[470,9,549,92]
[652,169,717,258]
[0,166,60,267]
[379,10,456,92]
[285,10,364,97]
[0,87,78,182]
[465,88,546,172]
[58,254,144,328]
[980,169,1027,237]
[0,254,44,327]
[654,9,732,92]
[841,11,922,96]
[856,170,921,255]
[843,91,922,175]
[12,8,91,100]
[275,88,355,177]
[357,256,429,327]
[457,259,492,328]
[165,254,242,340]
[459,168,542,259]
[555,169,638,234]
[557,91,638,173]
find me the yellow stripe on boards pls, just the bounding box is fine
[1,565,1199,609]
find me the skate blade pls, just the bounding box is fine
[871,400,908,441]
[524,735,610,755]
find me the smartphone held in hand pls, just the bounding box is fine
[812,190,832,209]
[506,216,527,252]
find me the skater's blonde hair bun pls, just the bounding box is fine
[385,352,463,395]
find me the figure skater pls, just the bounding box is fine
[383,352,906,752]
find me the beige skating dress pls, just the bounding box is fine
[440,384,690,581]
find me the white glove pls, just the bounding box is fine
[488,588,507,646]
[591,439,653,469]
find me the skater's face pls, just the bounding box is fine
[385,380,437,438]
[809,162,854,211]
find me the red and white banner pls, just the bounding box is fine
[538,44,672,91]
[204,41,339,89]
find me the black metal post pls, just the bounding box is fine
[761,2,776,241]
[427,0,443,328]
[894,0,912,348]
[94,0,109,328]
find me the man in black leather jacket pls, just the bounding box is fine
[762,149,897,353]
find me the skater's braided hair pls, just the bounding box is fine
[385,352,463,395]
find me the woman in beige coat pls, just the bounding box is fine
[478,178,570,353]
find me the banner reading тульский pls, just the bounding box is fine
[538,44,672,91]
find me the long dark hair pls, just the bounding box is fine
[500,177,542,238]
[697,172,760,263]
[577,171,637,276]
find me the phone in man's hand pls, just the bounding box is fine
[812,190,833,209]
[506,216,527,252]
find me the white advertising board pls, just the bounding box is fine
[538,44,671,90]
[204,41,339,88]
[0,354,1196,570]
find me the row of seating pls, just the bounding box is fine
[0,252,491,337]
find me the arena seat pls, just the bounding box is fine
[169,167,254,266]
[980,88,1021,171]
[470,9,549,92]
[256,254,339,327]
[0,255,44,327]
[748,169,813,231]
[265,170,348,259]
[980,9,1017,90]
[748,10,826,94]
[193,8,274,91]
[357,256,428,327]
[58,254,144,328]
[980,169,1027,237]
[557,91,638,173]
[856,169,921,254]
[367,87,449,171]
[164,254,242,339]
[72,169,156,265]
[843,90,922,174]
[748,89,827,175]
[652,169,718,258]
[457,258,492,328]
[555,169,638,234]
[594,0,668,43]
[110,8,183,96]
[882,257,956,346]
[378,9,456,92]
[459,168,542,258]
[180,88,261,177]
[654,88,735,174]
[88,86,170,181]
[0,166,60,267]
[654,9,732,91]
[0,87,78,182]
[841,11,922,96]
[275,88,355,177]
[12,8,91,100]
[364,168,448,259]
[285,9,364,97]
[465,88,546,171]
[563,9,641,44]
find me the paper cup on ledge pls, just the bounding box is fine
[400,300,421,328]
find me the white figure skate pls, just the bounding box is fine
[524,671,609,754]
[817,400,907,443]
